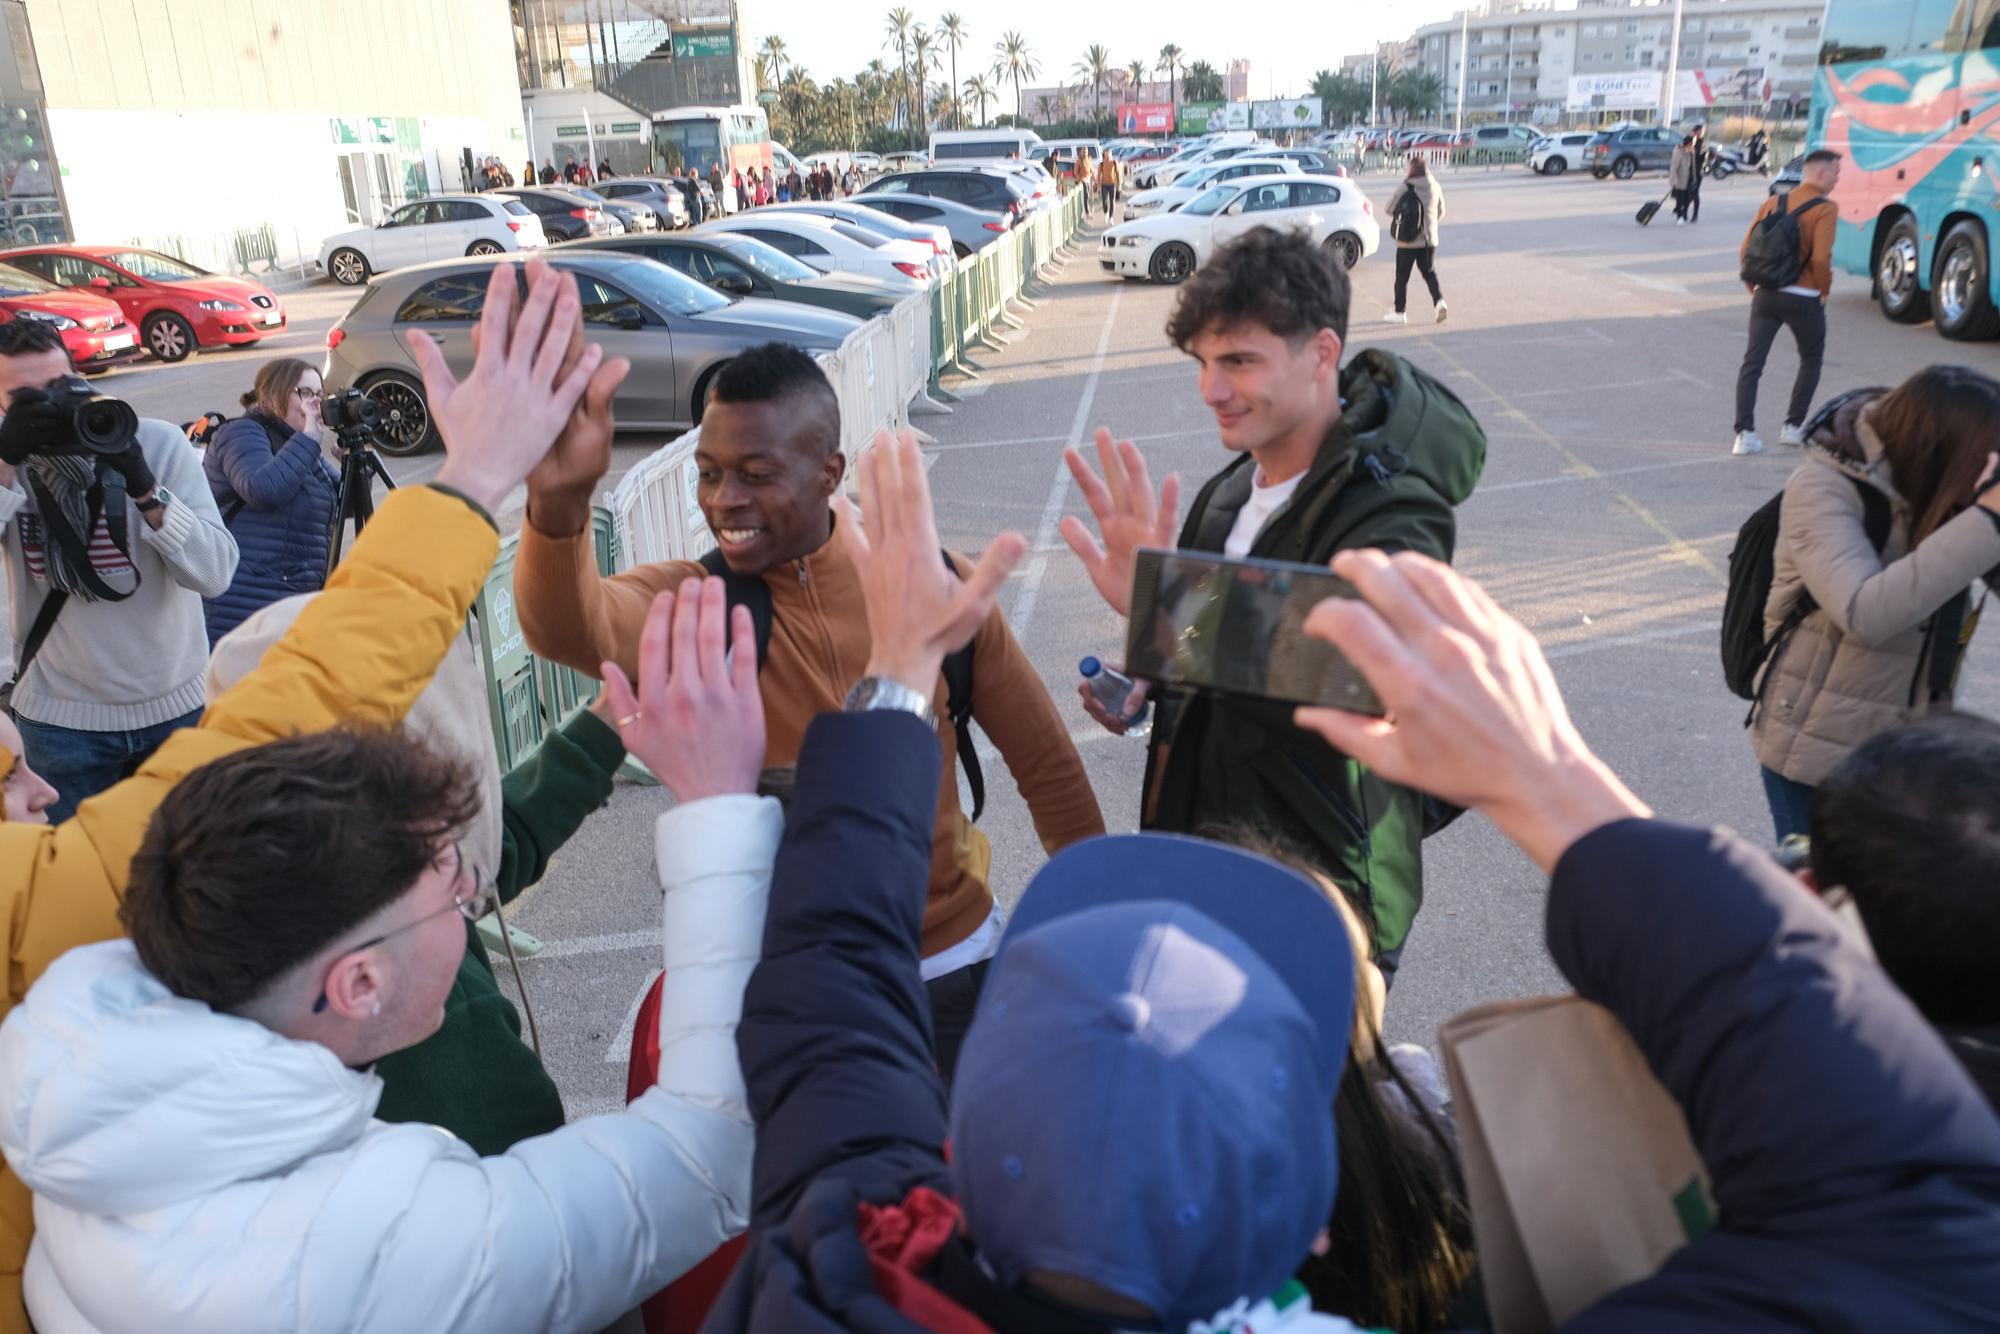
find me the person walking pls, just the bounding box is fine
[201,358,340,644]
[1382,156,1447,324]
[1732,148,1841,456]
[1686,123,1709,223]
[1094,150,1120,220]
[710,161,727,212]
[1670,134,1696,224]
[539,158,556,185]
[677,167,705,227]
[523,157,538,188]
[1748,367,2000,841]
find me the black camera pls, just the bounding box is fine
[321,387,380,439]
[0,375,139,464]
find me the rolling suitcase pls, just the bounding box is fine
[1635,193,1669,226]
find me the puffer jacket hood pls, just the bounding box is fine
[0,942,378,1216]
[1323,348,1484,506]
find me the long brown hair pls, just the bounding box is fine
[1872,365,2000,547]
[242,357,316,422]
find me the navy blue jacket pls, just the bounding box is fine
[201,411,339,643]
[703,715,2000,1331]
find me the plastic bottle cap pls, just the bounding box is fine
[1079,656,1102,677]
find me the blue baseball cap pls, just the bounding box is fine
[949,833,1355,1331]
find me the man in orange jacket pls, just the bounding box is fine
[1732,148,1841,457]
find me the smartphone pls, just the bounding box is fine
[1124,547,1386,716]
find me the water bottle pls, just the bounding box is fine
[1079,657,1151,738]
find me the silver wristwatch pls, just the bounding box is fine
[842,676,937,731]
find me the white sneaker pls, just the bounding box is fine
[1383,311,1408,324]
[1732,431,1765,456]
[1778,423,1805,447]
[1435,301,1448,323]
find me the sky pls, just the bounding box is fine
[740,0,1487,107]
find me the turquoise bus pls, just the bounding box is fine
[1810,0,2000,340]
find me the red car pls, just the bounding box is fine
[0,262,142,374]
[0,245,286,363]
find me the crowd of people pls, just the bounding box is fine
[0,195,1994,1332]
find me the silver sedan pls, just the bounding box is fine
[320,252,863,454]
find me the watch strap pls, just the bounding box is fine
[843,676,938,730]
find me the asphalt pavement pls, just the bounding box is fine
[90,169,2000,1119]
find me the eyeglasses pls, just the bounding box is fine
[294,386,323,401]
[313,843,496,1014]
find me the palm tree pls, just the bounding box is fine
[1034,93,1054,127]
[885,8,915,134]
[759,34,789,87]
[1183,59,1223,103]
[780,67,819,146]
[938,12,968,129]
[963,73,997,126]
[910,24,938,132]
[992,31,1039,126]
[1074,44,1114,135]
[1125,59,1149,99]
[1157,44,1185,112]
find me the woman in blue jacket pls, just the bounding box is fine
[202,358,339,643]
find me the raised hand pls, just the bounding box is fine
[525,293,631,537]
[408,256,604,515]
[1059,427,1181,618]
[1292,549,1649,873]
[599,578,765,803]
[836,430,1027,694]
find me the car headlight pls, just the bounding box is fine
[1120,236,1148,248]
[16,309,75,330]
[198,299,245,311]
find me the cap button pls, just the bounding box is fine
[1110,992,1151,1033]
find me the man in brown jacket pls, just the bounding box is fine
[1733,148,1842,456]
[517,343,1104,1082]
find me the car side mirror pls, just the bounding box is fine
[713,273,754,296]
[1225,200,1247,216]
[609,304,646,331]
[88,276,112,290]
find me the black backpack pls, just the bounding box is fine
[1390,186,1425,244]
[1720,392,1892,701]
[1740,191,1828,289]
[697,547,987,818]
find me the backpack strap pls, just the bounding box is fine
[699,547,774,665]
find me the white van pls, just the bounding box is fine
[929,128,1045,164]
[1033,137,1103,161]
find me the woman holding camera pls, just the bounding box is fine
[1752,366,2000,839]
[202,358,340,644]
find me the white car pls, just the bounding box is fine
[852,151,884,173]
[1100,176,1379,283]
[1531,131,1598,176]
[880,151,929,172]
[320,194,545,286]
[760,200,953,275]
[697,214,934,293]
[1123,158,1303,221]
[1136,142,1275,191]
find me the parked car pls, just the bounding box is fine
[1469,123,1542,153]
[757,201,953,273]
[0,262,142,373]
[879,151,930,172]
[851,193,1011,258]
[1531,131,1598,176]
[569,186,657,235]
[497,186,611,241]
[0,245,287,363]
[1586,126,1678,179]
[316,195,546,287]
[1101,176,1378,283]
[321,252,861,453]
[696,214,934,293]
[1123,158,1304,220]
[592,177,692,229]
[1137,143,1276,191]
[851,151,885,173]
[1404,130,1469,150]
[1769,153,1804,196]
[859,168,1034,222]
[573,233,904,319]
[1260,148,1344,176]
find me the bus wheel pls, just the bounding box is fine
[1874,216,1929,324]
[1934,221,2000,342]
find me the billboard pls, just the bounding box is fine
[1680,66,1771,106]
[1179,100,1225,134]
[1252,97,1324,130]
[1221,100,1252,130]
[1565,71,1661,111]
[671,27,734,59]
[1116,101,1175,134]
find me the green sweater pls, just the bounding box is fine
[372,709,626,1154]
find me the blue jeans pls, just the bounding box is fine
[1760,765,1816,845]
[13,708,203,824]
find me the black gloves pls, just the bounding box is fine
[0,387,63,467]
[105,440,155,497]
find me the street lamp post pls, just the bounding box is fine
[1661,0,1686,126]
[1455,6,1469,134]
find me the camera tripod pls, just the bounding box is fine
[324,430,396,582]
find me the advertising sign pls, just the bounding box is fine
[671,28,734,59]
[1221,100,1252,130]
[1679,66,1771,106]
[1251,97,1324,130]
[1179,100,1224,134]
[1116,101,1175,135]
[1566,71,1662,111]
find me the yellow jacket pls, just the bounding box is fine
[0,484,499,1332]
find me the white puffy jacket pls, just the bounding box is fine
[0,793,781,1334]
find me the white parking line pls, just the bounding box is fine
[603,972,658,1065]
[1472,453,1743,495]
[521,927,657,959]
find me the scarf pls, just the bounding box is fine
[21,452,137,601]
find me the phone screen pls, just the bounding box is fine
[1124,547,1386,715]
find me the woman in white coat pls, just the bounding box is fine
[0,581,774,1334]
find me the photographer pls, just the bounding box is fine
[202,358,341,644]
[0,318,237,823]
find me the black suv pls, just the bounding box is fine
[496,187,607,241]
[858,169,1031,220]
[1586,127,1678,180]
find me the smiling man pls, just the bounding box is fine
[1065,227,1486,976]
[516,344,1102,1081]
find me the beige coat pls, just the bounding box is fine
[1752,398,2000,785]
[1385,174,1444,248]
[1670,144,1695,190]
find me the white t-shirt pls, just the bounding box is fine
[1223,468,1306,557]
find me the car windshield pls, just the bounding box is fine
[0,263,60,296]
[570,188,608,204]
[101,250,206,282]
[1179,167,1220,189]
[592,259,731,315]
[714,235,817,282]
[1180,185,1236,217]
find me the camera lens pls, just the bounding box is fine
[74,396,139,453]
